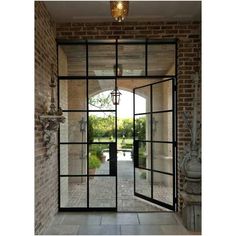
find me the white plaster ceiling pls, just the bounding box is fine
[44,1,201,23]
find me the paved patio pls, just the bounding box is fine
[63,151,172,211]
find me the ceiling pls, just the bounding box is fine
[44,1,201,23]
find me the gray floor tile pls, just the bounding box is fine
[78,225,121,235]
[61,213,101,225]
[160,224,190,235]
[121,225,163,235]
[101,213,139,225]
[138,212,178,225]
[44,225,80,235]
[49,213,65,226]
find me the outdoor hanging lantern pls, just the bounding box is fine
[110,1,129,22]
[111,87,122,105]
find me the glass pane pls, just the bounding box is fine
[138,142,151,169]
[153,172,173,206]
[88,45,115,76]
[153,143,173,173]
[118,44,145,76]
[89,144,110,175]
[88,79,115,111]
[60,144,87,175]
[58,45,86,76]
[152,112,172,142]
[89,112,115,142]
[148,44,176,76]
[135,86,150,114]
[152,80,172,112]
[60,112,87,142]
[60,177,87,207]
[135,168,151,198]
[89,177,116,207]
[60,80,87,110]
[135,114,151,141]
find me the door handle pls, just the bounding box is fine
[109,143,117,176]
[133,140,139,168]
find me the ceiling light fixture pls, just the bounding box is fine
[110,1,129,22]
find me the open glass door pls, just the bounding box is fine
[133,78,177,211]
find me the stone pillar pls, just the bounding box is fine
[181,191,201,232]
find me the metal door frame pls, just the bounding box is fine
[133,77,177,211]
[57,39,178,211]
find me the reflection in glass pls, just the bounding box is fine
[60,177,87,207]
[148,44,175,76]
[153,172,173,205]
[88,79,115,110]
[89,45,115,76]
[152,112,172,142]
[135,114,151,141]
[58,45,86,76]
[135,86,150,114]
[60,112,87,142]
[118,44,145,76]
[89,112,115,142]
[138,142,151,169]
[152,143,173,173]
[152,80,172,112]
[60,144,87,175]
[135,168,151,198]
[60,80,87,110]
[89,144,110,175]
[89,177,116,207]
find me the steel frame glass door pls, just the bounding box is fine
[133,78,177,211]
[58,42,118,211]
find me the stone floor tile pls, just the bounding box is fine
[160,224,190,235]
[78,225,121,235]
[138,212,178,225]
[121,225,163,235]
[61,213,101,225]
[49,213,65,226]
[101,213,139,225]
[44,225,80,235]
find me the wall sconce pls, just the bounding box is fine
[79,117,87,133]
[113,64,123,76]
[40,64,65,158]
[110,1,129,22]
[111,87,122,105]
[152,118,159,132]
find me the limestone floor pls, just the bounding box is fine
[44,212,200,235]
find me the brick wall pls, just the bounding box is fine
[56,21,201,211]
[35,2,57,234]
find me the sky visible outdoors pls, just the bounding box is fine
[89,90,146,118]
[118,90,145,118]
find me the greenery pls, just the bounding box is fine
[139,145,147,167]
[140,171,146,179]
[88,116,146,142]
[121,143,133,149]
[89,154,101,169]
[88,92,146,142]
[89,144,107,161]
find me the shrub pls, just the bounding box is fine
[89,154,101,169]
[140,171,146,179]
[121,143,133,149]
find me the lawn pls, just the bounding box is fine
[93,137,133,147]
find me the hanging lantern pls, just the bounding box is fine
[110,1,129,22]
[111,87,122,105]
